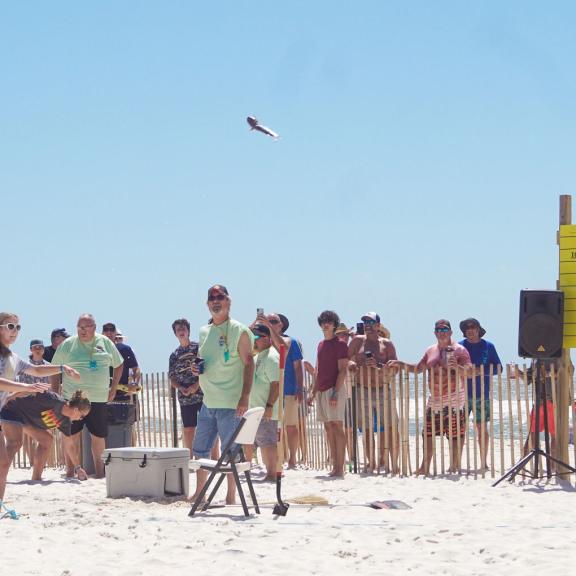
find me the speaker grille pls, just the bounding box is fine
[519,313,562,358]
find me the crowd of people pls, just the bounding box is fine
[9,283,567,516]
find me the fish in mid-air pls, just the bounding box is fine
[246,116,279,139]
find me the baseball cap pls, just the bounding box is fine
[434,319,452,331]
[51,328,69,339]
[361,312,380,323]
[207,284,229,298]
[30,339,44,348]
[102,322,117,332]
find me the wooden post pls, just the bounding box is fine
[557,195,573,479]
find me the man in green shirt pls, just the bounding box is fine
[51,314,123,479]
[248,323,280,481]
[191,285,254,505]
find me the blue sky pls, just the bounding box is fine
[2,1,575,370]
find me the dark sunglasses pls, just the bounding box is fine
[269,319,280,325]
[208,294,227,302]
[0,323,21,331]
[31,345,44,350]
[435,327,450,333]
[362,318,377,326]
[464,324,477,330]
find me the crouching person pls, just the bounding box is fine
[245,324,280,481]
[0,390,91,481]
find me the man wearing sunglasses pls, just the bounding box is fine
[348,312,399,473]
[389,319,471,476]
[254,312,304,469]
[191,285,254,505]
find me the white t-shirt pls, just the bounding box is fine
[0,353,33,408]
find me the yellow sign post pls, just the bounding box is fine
[559,224,576,347]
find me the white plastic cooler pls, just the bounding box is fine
[102,447,190,498]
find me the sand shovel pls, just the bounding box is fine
[273,344,290,517]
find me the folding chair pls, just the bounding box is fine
[189,407,265,517]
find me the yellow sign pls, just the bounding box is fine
[559,226,576,346]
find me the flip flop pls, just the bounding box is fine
[0,501,19,520]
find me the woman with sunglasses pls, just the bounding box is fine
[0,312,80,517]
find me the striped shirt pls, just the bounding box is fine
[0,353,34,408]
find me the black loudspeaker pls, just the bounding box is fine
[518,290,564,358]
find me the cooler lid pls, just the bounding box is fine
[103,447,190,460]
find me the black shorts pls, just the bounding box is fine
[180,403,202,428]
[70,402,108,438]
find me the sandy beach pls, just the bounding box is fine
[3,465,575,576]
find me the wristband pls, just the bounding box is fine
[265,402,273,408]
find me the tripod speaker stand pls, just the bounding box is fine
[493,361,576,486]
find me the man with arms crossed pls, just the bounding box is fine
[309,310,348,478]
[191,285,254,505]
[51,314,123,479]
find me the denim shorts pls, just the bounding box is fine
[192,405,241,458]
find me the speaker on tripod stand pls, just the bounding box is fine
[494,290,576,485]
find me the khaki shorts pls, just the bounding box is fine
[317,389,346,423]
[284,395,300,427]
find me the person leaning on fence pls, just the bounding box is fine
[168,318,204,458]
[244,323,280,481]
[51,314,124,479]
[348,311,399,474]
[389,319,472,476]
[309,310,349,478]
[190,285,254,506]
[459,318,502,471]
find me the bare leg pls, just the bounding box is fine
[261,445,278,479]
[476,422,489,470]
[416,435,433,476]
[91,435,106,478]
[0,432,9,501]
[22,433,36,467]
[63,432,81,477]
[324,422,336,474]
[330,421,346,477]
[286,425,299,467]
[182,427,195,459]
[23,427,53,481]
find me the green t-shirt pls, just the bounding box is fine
[52,334,124,402]
[250,346,280,420]
[198,318,252,409]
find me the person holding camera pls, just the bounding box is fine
[348,312,398,474]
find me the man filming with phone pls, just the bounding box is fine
[348,312,398,473]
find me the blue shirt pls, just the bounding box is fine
[459,339,502,398]
[283,337,303,396]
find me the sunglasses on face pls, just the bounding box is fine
[31,345,44,350]
[269,319,280,325]
[0,323,21,331]
[363,319,377,326]
[208,294,227,302]
[435,327,450,333]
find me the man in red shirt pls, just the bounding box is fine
[309,310,349,477]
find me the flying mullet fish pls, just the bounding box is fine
[246,116,279,139]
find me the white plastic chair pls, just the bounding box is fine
[189,406,265,517]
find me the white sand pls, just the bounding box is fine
[3,465,575,575]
